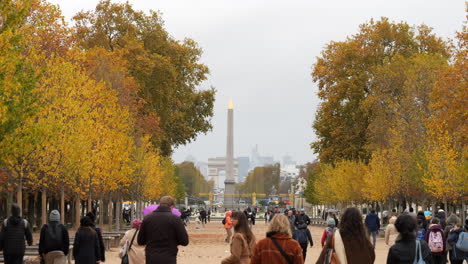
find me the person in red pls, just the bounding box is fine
[224,210,233,243]
[251,214,304,264]
[321,218,336,247]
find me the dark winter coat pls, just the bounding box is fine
[365,213,380,232]
[444,214,461,250]
[137,205,189,264]
[424,224,446,256]
[72,227,101,264]
[387,239,433,264]
[447,228,467,261]
[39,222,70,256]
[91,225,105,262]
[295,214,311,226]
[293,223,313,246]
[417,213,428,230]
[435,211,447,229]
[0,204,33,256]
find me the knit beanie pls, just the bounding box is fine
[49,210,60,222]
[327,218,336,227]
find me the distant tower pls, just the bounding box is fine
[224,99,235,209]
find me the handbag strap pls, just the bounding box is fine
[268,237,293,264]
[128,229,139,251]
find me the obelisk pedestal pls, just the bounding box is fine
[224,100,235,209]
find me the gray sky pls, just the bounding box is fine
[50,0,466,164]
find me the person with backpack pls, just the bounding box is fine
[224,210,233,243]
[222,211,256,264]
[424,217,446,264]
[251,214,304,264]
[387,214,433,264]
[417,218,427,241]
[295,208,311,227]
[38,210,70,264]
[444,213,461,263]
[365,209,381,248]
[293,220,313,261]
[320,218,336,247]
[0,204,33,264]
[385,216,399,247]
[73,216,101,264]
[447,223,467,264]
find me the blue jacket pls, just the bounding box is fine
[365,213,380,231]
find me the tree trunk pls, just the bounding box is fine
[115,198,121,231]
[17,173,23,216]
[74,194,81,229]
[443,197,448,213]
[108,199,113,231]
[60,186,65,225]
[99,198,104,226]
[41,187,47,226]
[87,192,92,213]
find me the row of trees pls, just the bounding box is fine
[0,0,214,228]
[305,17,467,212]
[239,164,280,194]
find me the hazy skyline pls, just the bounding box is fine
[50,0,466,164]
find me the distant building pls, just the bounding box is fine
[208,157,238,191]
[282,155,296,167]
[250,145,275,170]
[280,165,300,181]
[196,161,209,180]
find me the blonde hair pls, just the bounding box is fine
[159,196,175,207]
[267,214,292,237]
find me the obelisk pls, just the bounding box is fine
[224,99,235,209]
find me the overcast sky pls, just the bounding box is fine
[50,0,466,164]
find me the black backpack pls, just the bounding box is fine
[222,217,226,225]
[44,224,63,249]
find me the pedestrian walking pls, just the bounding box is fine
[318,207,375,264]
[444,213,461,262]
[73,216,101,264]
[264,210,270,225]
[447,223,467,264]
[38,210,69,264]
[385,216,399,247]
[207,208,211,222]
[224,210,233,243]
[424,217,445,264]
[435,210,447,230]
[119,219,145,264]
[251,214,304,264]
[417,218,426,240]
[0,204,33,264]
[321,218,336,248]
[138,196,188,264]
[365,209,381,248]
[221,211,256,264]
[286,210,296,234]
[293,220,313,261]
[386,214,433,264]
[199,208,207,226]
[417,211,428,230]
[295,208,311,227]
[85,212,105,263]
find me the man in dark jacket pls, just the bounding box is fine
[0,204,33,264]
[138,196,189,264]
[295,208,311,227]
[86,212,105,262]
[39,210,70,263]
[424,218,445,264]
[365,209,380,248]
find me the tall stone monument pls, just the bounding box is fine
[224,99,235,209]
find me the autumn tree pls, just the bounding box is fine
[175,162,213,196]
[240,164,280,194]
[72,0,215,156]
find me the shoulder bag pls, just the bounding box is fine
[121,229,139,264]
[268,237,293,264]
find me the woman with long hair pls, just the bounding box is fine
[251,214,304,264]
[317,207,375,264]
[73,216,101,264]
[387,214,433,263]
[222,211,256,264]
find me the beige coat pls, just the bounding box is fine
[385,217,399,246]
[119,229,145,264]
[222,232,256,264]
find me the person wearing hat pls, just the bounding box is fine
[294,208,311,228]
[321,218,336,247]
[39,210,70,264]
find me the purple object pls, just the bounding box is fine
[142,204,181,216]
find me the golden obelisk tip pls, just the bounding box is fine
[228,99,234,109]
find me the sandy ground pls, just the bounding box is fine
[102,220,389,264]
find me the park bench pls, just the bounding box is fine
[101,232,122,247]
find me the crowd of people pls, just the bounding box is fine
[1,198,467,264]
